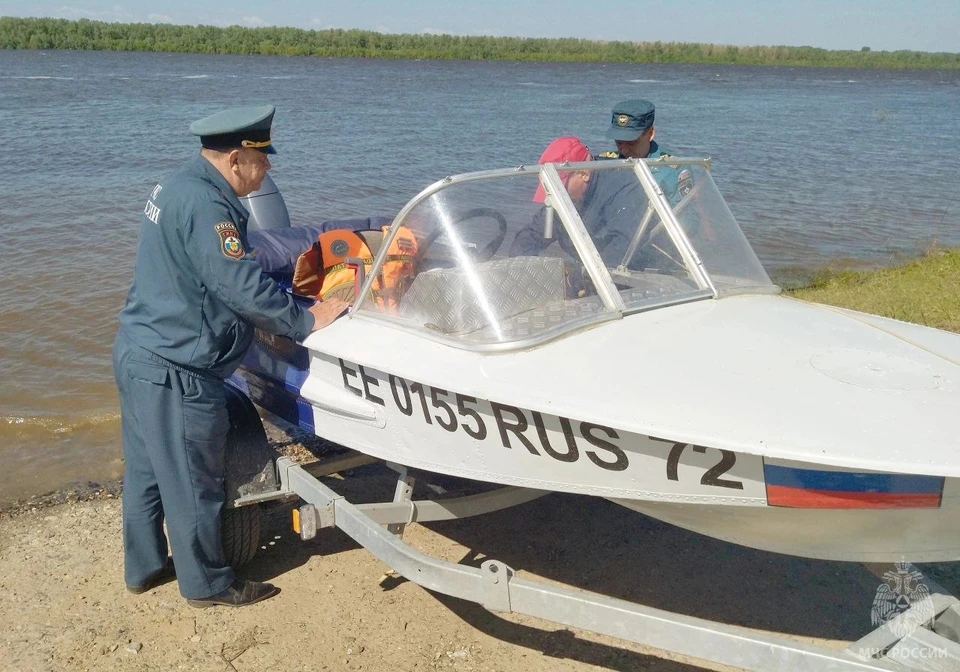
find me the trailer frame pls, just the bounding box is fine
[261,454,960,672]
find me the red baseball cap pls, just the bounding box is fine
[533,136,591,203]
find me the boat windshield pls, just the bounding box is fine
[639,160,773,296]
[355,159,775,348]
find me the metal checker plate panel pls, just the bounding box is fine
[398,257,566,335]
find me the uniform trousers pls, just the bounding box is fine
[112,331,235,599]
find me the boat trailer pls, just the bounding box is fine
[238,452,960,672]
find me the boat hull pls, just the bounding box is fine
[231,322,960,563]
[612,492,960,563]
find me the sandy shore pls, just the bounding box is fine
[2,423,958,672]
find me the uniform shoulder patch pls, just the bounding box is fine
[677,168,694,197]
[596,151,619,160]
[215,221,246,260]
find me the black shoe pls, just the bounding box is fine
[186,579,279,608]
[126,557,176,594]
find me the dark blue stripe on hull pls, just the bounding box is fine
[231,334,315,433]
[231,369,316,433]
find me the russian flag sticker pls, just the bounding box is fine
[763,459,943,509]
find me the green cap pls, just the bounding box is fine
[605,99,655,141]
[189,104,277,154]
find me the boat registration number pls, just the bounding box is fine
[338,358,767,502]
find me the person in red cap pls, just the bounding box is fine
[529,136,593,206]
[508,136,648,277]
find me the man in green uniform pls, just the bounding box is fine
[113,105,347,608]
[598,99,693,203]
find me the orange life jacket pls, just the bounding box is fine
[292,225,418,310]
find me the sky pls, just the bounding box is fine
[2,0,959,53]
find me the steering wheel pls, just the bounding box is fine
[415,207,508,266]
[632,184,703,271]
[630,216,688,273]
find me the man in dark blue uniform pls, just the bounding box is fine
[113,105,347,608]
[598,99,693,204]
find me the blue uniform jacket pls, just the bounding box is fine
[597,141,693,204]
[509,167,646,269]
[118,155,314,379]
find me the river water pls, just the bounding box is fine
[1,49,958,504]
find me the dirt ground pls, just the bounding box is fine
[2,421,958,672]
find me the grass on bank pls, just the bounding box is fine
[785,247,960,333]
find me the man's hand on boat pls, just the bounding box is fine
[308,297,350,331]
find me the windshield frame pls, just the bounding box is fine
[631,159,717,296]
[350,157,774,351]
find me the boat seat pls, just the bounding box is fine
[473,275,697,341]
[397,256,565,335]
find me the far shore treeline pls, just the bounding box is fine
[2,17,959,69]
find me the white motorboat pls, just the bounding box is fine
[231,157,960,564]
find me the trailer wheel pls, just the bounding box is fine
[220,382,281,568]
[221,504,262,568]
